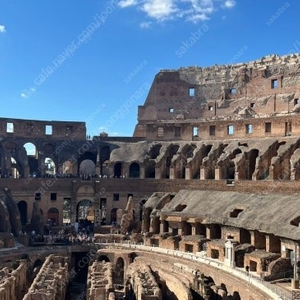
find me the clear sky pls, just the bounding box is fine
[0,0,298,137]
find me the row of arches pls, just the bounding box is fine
[16,199,102,227]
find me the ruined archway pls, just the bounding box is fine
[47,207,59,226]
[115,257,125,284]
[129,162,140,178]
[17,200,27,226]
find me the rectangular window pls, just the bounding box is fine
[245,124,253,134]
[294,99,299,106]
[265,122,271,133]
[227,125,234,135]
[175,127,181,137]
[208,105,213,111]
[230,88,237,94]
[50,193,57,201]
[157,127,164,137]
[192,127,198,137]
[6,122,14,133]
[209,125,216,136]
[45,125,52,135]
[189,87,195,97]
[113,193,119,201]
[271,79,278,89]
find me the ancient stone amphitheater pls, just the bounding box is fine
[0,54,299,300]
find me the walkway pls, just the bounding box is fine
[97,242,293,300]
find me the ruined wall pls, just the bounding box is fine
[0,259,27,300]
[23,254,69,300]
[134,54,300,140]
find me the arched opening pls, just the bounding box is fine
[129,162,140,178]
[45,157,56,176]
[114,162,122,178]
[24,142,39,177]
[24,142,36,156]
[110,208,118,224]
[115,257,125,284]
[17,201,27,226]
[77,199,94,223]
[61,160,75,175]
[98,255,110,262]
[47,207,59,226]
[78,151,97,176]
[79,159,96,176]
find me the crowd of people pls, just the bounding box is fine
[28,220,95,246]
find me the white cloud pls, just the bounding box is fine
[0,25,6,33]
[140,21,152,29]
[223,0,236,9]
[118,0,236,23]
[21,93,27,98]
[118,0,138,8]
[142,0,178,20]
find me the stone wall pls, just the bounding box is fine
[0,259,26,300]
[23,254,69,300]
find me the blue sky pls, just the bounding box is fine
[0,0,298,137]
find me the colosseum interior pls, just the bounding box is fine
[0,53,299,299]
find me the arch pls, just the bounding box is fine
[114,162,122,178]
[77,199,93,222]
[79,159,96,176]
[98,255,110,262]
[17,201,27,226]
[78,151,97,175]
[24,142,39,176]
[111,208,118,223]
[115,257,125,284]
[129,162,140,178]
[47,207,59,226]
[45,157,56,176]
[24,142,37,156]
